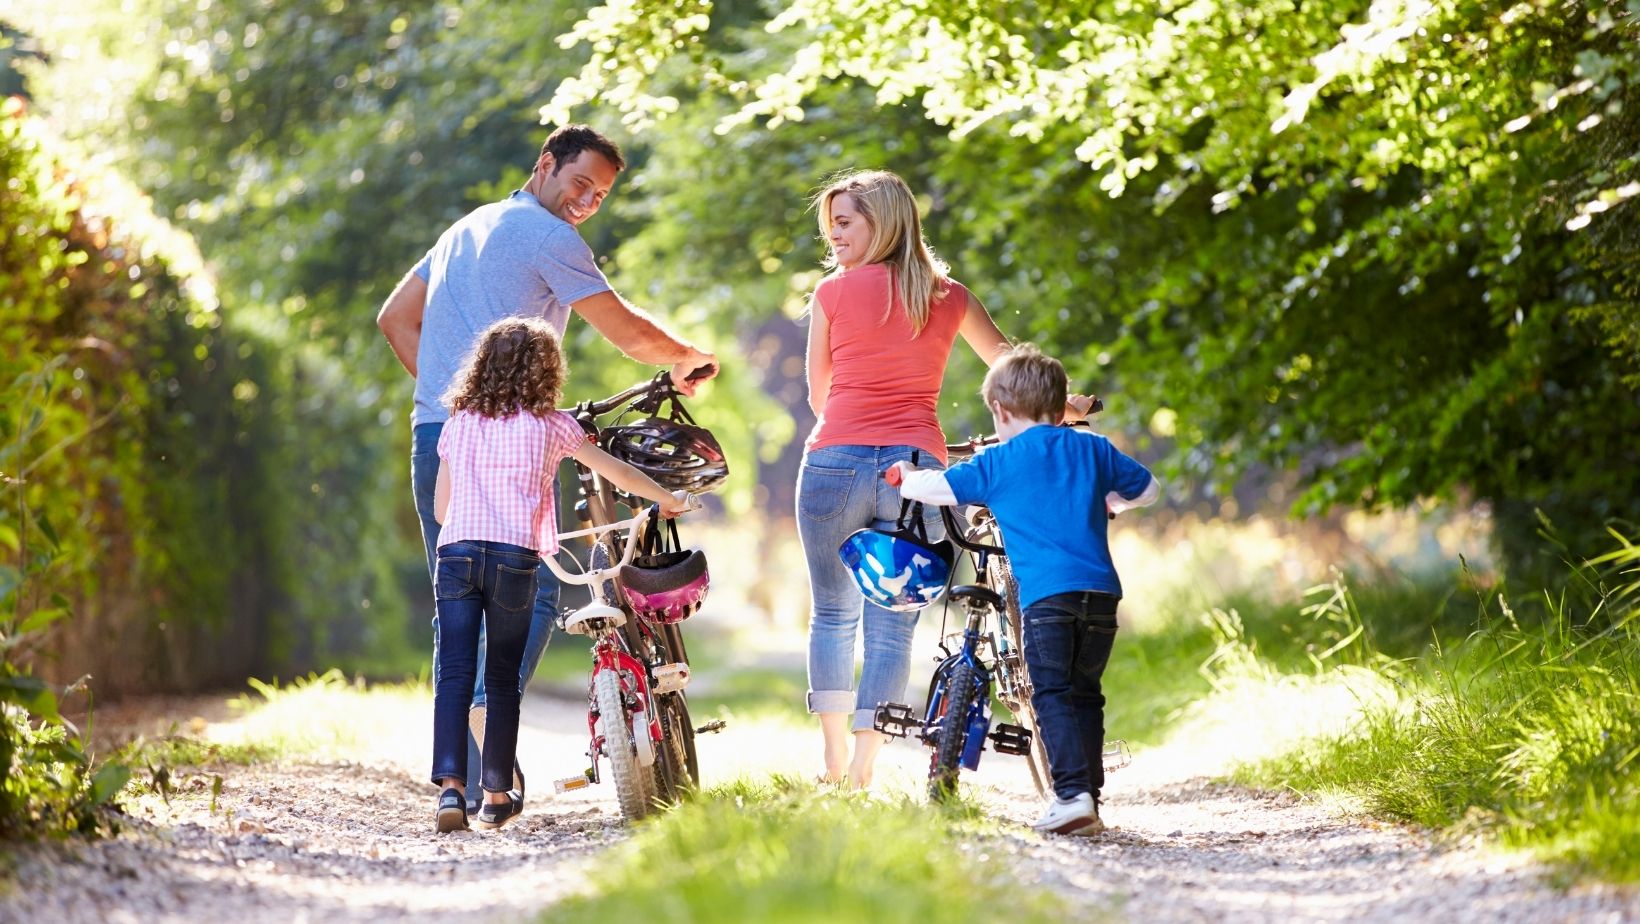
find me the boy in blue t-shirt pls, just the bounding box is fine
[889,344,1159,836]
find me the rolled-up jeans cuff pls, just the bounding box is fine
[807,690,854,715]
[852,707,879,733]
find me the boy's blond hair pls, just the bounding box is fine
[982,343,1067,423]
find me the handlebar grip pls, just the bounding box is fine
[683,362,717,383]
[883,464,904,488]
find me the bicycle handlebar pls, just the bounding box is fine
[572,371,679,420]
[938,505,1005,557]
[541,505,655,586]
[945,418,1094,458]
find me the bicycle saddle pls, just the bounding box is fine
[559,603,628,636]
[945,585,1003,609]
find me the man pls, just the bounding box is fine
[377,124,717,814]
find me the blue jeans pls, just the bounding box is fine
[413,423,561,800]
[1022,591,1119,801]
[431,540,539,792]
[798,444,945,732]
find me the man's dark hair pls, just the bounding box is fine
[540,124,626,174]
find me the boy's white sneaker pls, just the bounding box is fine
[1030,792,1105,837]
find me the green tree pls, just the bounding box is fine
[544,0,1640,572]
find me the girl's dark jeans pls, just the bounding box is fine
[1022,590,1119,801]
[431,540,539,794]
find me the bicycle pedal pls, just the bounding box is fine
[988,722,1033,756]
[554,769,595,793]
[694,719,727,734]
[873,702,918,739]
[1102,739,1132,772]
[652,662,691,694]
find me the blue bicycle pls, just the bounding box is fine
[875,423,1131,800]
[875,503,1036,799]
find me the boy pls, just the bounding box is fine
[889,344,1159,835]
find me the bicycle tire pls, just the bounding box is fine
[653,692,697,800]
[595,668,654,821]
[660,622,699,782]
[929,661,978,801]
[990,553,1053,799]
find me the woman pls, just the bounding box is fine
[798,170,1012,788]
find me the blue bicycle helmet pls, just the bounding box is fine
[838,528,952,611]
[836,459,954,611]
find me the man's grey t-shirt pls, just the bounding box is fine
[411,189,611,426]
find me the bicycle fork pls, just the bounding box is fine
[555,635,658,793]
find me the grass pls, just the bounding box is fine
[117,731,272,769]
[540,777,1082,924]
[1227,543,1640,882]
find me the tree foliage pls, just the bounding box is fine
[545,0,1640,564]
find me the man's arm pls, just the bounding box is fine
[569,290,718,395]
[377,270,428,377]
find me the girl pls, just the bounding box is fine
[432,317,690,832]
[799,170,1015,789]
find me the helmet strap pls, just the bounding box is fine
[640,508,684,556]
[895,450,930,541]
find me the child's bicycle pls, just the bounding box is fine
[546,371,727,821]
[874,418,1131,800]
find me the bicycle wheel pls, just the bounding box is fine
[929,661,978,801]
[659,622,699,783]
[595,668,655,821]
[653,692,698,800]
[990,554,1053,799]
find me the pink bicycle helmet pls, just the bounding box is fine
[619,514,710,624]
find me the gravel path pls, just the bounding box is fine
[2,692,1635,923]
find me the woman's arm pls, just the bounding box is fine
[805,296,834,417]
[570,441,691,517]
[957,290,1012,367]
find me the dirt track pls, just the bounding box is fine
[1,690,1634,923]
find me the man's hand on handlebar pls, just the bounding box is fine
[669,351,719,397]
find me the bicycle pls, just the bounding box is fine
[546,371,726,821]
[874,415,1131,800]
[872,499,1038,799]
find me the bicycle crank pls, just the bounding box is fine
[694,719,728,734]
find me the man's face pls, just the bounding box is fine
[533,150,619,226]
[826,192,872,269]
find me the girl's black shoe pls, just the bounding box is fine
[475,792,523,830]
[435,787,469,833]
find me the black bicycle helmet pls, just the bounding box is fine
[601,399,730,494]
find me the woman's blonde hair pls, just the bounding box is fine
[443,317,567,418]
[814,170,949,335]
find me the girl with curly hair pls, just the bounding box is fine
[429,317,689,832]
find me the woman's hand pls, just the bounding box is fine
[1063,394,1098,422]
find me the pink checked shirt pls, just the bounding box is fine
[437,409,586,554]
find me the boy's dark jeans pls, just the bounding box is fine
[1022,590,1119,802]
[431,540,539,794]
